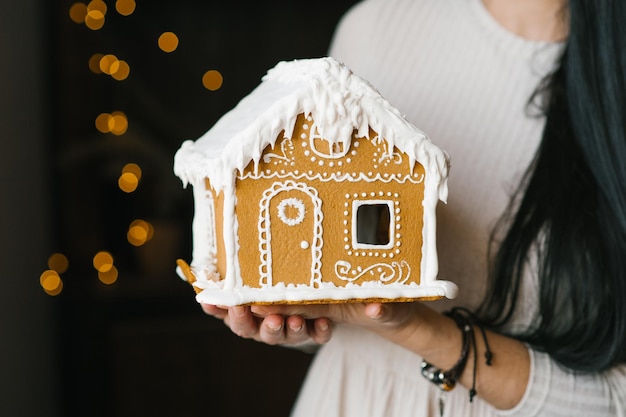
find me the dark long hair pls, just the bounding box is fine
[478,1,626,372]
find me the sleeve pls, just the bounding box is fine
[327,0,387,63]
[497,347,626,417]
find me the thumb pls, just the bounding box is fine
[364,303,389,321]
[364,302,413,328]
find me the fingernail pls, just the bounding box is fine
[268,322,283,332]
[369,305,384,320]
[319,321,329,331]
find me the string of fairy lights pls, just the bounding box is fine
[39,0,223,296]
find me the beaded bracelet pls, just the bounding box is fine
[420,307,493,403]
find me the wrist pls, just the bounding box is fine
[367,303,460,362]
[420,308,493,402]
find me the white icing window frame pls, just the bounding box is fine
[351,199,395,250]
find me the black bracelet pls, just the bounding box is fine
[420,307,493,402]
[420,311,471,391]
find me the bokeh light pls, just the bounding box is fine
[93,251,114,273]
[127,219,154,247]
[98,265,119,285]
[110,60,130,80]
[95,113,111,133]
[118,173,139,192]
[87,0,107,14]
[158,32,179,53]
[118,162,142,193]
[85,0,107,30]
[96,54,130,80]
[115,0,136,16]
[202,70,223,91]
[95,111,128,135]
[109,111,128,135]
[88,53,104,74]
[99,54,119,74]
[94,251,118,284]
[85,10,105,30]
[69,2,88,24]
[40,270,64,296]
[98,54,117,75]
[122,162,142,179]
[48,253,70,274]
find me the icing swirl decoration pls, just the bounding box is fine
[277,197,306,226]
[263,138,294,164]
[334,260,411,284]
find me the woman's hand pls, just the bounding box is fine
[201,301,434,354]
[250,302,425,343]
[200,303,333,346]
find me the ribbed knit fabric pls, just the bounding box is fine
[290,0,626,416]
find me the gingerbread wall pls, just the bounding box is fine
[234,114,426,289]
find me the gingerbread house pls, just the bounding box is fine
[174,57,457,306]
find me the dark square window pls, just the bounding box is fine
[356,203,391,245]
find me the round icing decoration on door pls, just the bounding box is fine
[277,197,305,226]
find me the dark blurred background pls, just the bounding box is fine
[0,1,358,415]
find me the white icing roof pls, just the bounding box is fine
[174,57,450,202]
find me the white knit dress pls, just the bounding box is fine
[290,0,626,416]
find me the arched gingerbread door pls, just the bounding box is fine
[259,181,323,287]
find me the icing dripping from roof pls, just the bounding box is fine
[174,57,449,202]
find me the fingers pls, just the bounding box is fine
[251,305,333,344]
[201,301,418,350]
[259,315,305,345]
[309,317,332,344]
[364,302,413,326]
[285,315,307,337]
[364,303,386,320]
[251,304,332,320]
[202,304,326,347]
[201,303,228,320]
[225,306,261,339]
[203,303,263,339]
[257,314,285,344]
[261,316,332,346]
